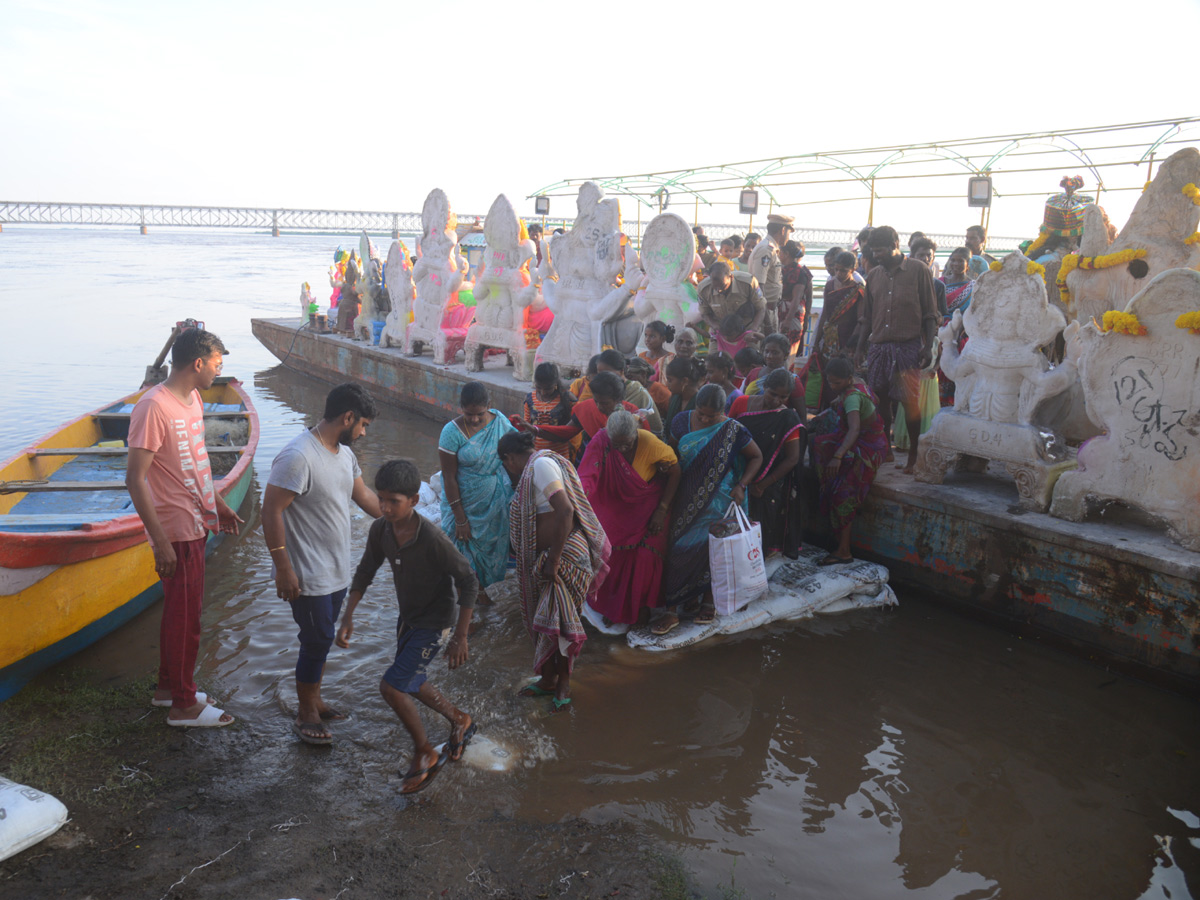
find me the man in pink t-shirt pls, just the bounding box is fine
[126,328,243,727]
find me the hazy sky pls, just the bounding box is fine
[3,0,1198,238]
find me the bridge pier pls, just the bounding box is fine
[272,225,280,237]
[140,225,147,234]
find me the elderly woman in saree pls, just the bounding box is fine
[654,384,763,635]
[810,356,889,566]
[578,410,681,626]
[521,371,644,456]
[499,431,610,710]
[439,382,517,599]
[730,368,805,559]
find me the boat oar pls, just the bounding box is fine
[142,325,181,388]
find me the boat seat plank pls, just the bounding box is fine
[0,511,132,528]
[31,446,246,456]
[94,411,247,420]
[1,481,130,493]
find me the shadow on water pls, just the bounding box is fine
[7,229,1199,898]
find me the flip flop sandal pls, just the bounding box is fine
[552,697,572,712]
[693,607,717,626]
[152,690,211,708]
[818,555,853,567]
[318,707,350,722]
[447,722,478,762]
[650,616,680,636]
[292,720,333,745]
[400,749,449,795]
[167,704,234,728]
[518,681,556,698]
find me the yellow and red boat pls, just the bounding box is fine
[0,377,258,701]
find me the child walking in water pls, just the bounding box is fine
[337,460,477,794]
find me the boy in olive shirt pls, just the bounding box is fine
[337,460,477,794]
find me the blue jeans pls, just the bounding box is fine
[291,589,348,684]
[382,622,443,694]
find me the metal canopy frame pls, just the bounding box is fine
[530,117,1200,221]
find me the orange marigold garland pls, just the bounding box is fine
[1056,249,1149,305]
[1100,310,1148,336]
[987,259,1045,277]
[1175,311,1200,334]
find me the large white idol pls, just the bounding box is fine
[535,182,626,373]
[915,252,1079,510]
[380,239,415,349]
[633,212,702,335]
[1051,268,1200,550]
[406,188,467,364]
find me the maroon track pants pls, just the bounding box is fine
[157,538,206,709]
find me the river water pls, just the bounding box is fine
[2,228,1198,898]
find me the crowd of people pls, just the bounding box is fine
[127,217,998,795]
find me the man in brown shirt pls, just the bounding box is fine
[854,225,939,473]
[698,261,767,347]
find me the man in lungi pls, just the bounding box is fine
[854,225,939,474]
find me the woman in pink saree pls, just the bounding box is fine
[578,410,681,626]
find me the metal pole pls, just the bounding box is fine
[867,178,875,226]
[694,197,698,227]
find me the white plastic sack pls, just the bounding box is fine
[0,777,68,862]
[708,503,768,616]
[627,546,895,652]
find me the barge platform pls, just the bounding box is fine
[251,317,1200,695]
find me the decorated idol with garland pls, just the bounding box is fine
[1057,148,1200,327]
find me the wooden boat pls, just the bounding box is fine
[0,376,259,701]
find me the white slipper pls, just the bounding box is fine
[151,690,210,708]
[166,704,234,728]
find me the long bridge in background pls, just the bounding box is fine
[0,200,427,238]
[0,200,1020,251]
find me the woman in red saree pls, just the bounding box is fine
[578,410,681,626]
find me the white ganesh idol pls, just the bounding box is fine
[406,188,467,364]
[914,251,1079,511]
[633,212,702,335]
[464,194,537,378]
[380,238,415,349]
[535,182,626,372]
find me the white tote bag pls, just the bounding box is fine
[708,502,768,617]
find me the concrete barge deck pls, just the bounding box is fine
[251,317,1200,694]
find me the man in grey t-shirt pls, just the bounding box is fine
[263,383,381,745]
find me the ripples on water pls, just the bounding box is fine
[2,229,1198,898]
